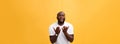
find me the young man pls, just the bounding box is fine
[49,11,74,44]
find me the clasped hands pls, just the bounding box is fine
[53,26,69,35]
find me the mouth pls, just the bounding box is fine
[59,18,65,22]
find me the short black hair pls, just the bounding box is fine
[57,11,65,16]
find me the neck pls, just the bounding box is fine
[58,22,64,26]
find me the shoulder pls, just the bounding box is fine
[64,22,73,27]
[64,22,73,26]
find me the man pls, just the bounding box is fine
[49,11,74,44]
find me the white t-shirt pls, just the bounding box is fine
[49,22,74,44]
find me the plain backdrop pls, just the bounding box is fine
[0,0,120,44]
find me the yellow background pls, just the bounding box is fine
[0,0,120,44]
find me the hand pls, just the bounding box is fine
[62,26,69,33]
[53,27,61,35]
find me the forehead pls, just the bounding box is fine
[57,11,65,16]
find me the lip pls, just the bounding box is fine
[60,19,63,21]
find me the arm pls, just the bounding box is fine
[63,26,74,42]
[63,32,74,42]
[50,35,58,43]
[49,27,60,43]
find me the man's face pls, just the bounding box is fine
[57,12,65,23]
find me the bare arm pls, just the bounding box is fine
[49,27,60,43]
[50,35,58,43]
[63,32,74,42]
[63,26,74,42]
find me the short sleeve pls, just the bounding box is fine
[49,25,55,36]
[67,24,74,34]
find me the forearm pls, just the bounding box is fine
[50,35,58,43]
[64,32,74,42]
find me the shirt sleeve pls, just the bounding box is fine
[67,24,74,34]
[49,25,55,36]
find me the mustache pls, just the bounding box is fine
[57,18,65,22]
[58,18,65,21]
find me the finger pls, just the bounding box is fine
[53,27,56,31]
[67,26,69,29]
[56,26,60,29]
[64,26,67,29]
[67,26,69,28]
[62,26,65,30]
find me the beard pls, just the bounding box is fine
[58,18,65,24]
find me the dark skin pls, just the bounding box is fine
[49,11,74,43]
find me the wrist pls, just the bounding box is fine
[56,34,58,36]
[63,31,67,33]
[54,33,58,36]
